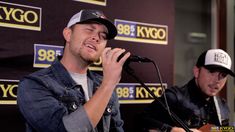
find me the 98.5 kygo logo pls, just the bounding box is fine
[0,79,18,105]
[115,19,168,45]
[116,83,167,104]
[0,1,42,31]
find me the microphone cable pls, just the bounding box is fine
[150,60,172,119]
[123,57,192,132]
[150,60,191,132]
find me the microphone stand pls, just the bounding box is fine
[123,63,192,132]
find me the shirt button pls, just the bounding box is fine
[107,108,112,113]
[202,121,207,125]
[72,103,78,109]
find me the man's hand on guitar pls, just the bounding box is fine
[199,124,215,131]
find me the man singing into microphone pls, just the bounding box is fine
[140,49,231,132]
[17,9,130,132]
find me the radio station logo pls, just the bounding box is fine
[115,19,168,45]
[73,0,106,6]
[0,1,42,31]
[210,126,234,132]
[34,44,64,68]
[116,83,167,104]
[34,44,103,71]
[0,79,18,105]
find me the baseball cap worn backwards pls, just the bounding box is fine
[196,49,235,77]
[67,9,117,39]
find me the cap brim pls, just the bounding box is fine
[79,18,117,39]
[204,65,235,77]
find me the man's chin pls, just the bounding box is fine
[83,54,99,61]
[93,57,101,62]
[206,92,217,97]
[87,57,100,64]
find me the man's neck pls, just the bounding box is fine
[193,79,212,100]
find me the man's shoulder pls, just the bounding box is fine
[27,67,52,78]
[164,82,192,104]
[18,67,52,87]
[214,95,228,105]
[20,60,64,84]
[169,79,195,93]
[26,60,64,79]
[167,84,187,94]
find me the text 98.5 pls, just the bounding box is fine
[38,49,62,62]
[116,87,134,98]
[117,24,135,37]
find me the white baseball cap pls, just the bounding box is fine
[67,9,117,39]
[196,49,235,77]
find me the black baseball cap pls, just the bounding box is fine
[66,9,117,39]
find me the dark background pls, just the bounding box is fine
[0,0,174,131]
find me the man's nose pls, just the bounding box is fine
[91,32,100,42]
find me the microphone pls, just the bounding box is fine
[117,52,152,63]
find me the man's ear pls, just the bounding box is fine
[193,66,200,78]
[63,27,71,42]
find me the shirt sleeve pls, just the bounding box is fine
[17,78,68,132]
[17,76,93,132]
[62,106,94,132]
[109,92,124,132]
